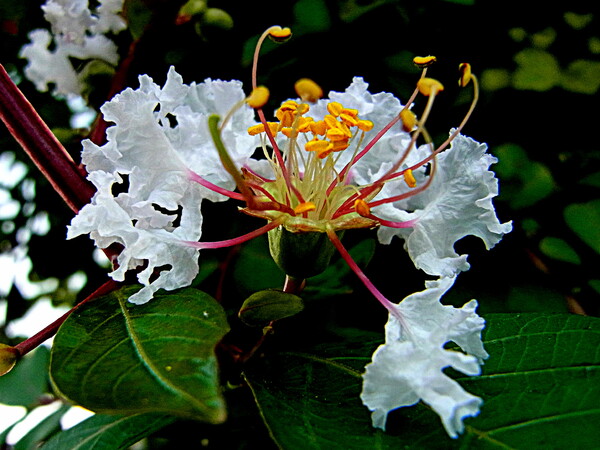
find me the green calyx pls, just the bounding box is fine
[268,226,342,279]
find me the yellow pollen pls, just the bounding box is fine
[340,113,358,127]
[341,107,359,117]
[305,138,332,153]
[326,128,348,142]
[400,109,417,132]
[357,120,373,132]
[327,102,344,117]
[247,122,279,136]
[404,169,417,188]
[354,199,371,217]
[330,140,349,152]
[413,55,437,68]
[294,201,316,214]
[246,86,270,108]
[309,120,327,136]
[295,78,323,103]
[458,63,472,87]
[268,26,292,43]
[417,78,444,96]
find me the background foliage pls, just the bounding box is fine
[1,0,599,448]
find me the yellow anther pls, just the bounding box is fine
[400,109,417,132]
[246,86,270,108]
[326,128,348,142]
[458,63,472,87]
[297,117,314,133]
[281,127,294,138]
[247,122,279,136]
[340,113,358,128]
[357,120,374,132]
[305,138,332,154]
[354,199,371,217]
[330,140,349,152]
[413,55,437,68]
[324,114,339,130]
[295,78,323,103]
[327,102,344,117]
[341,107,358,117]
[417,78,444,96]
[294,202,316,214]
[404,169,417,188]
[309,120,327,136]
[317,147,335,159]
[267,26,292,43]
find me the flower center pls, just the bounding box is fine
[247,96,376,224]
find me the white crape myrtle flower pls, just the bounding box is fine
[68,67,260,304]
[19,0,126,96]
[67,26,511,438]
[361,276,488,438]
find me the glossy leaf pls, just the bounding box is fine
[239,289,304,327]
[0,346,49,406]
[13,404,70,450]
[244,313,600,449]
[42,413,176,450]
[564,200,600,254]
[50,285,229,423]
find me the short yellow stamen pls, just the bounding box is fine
[246,86,270,108]
[357,120,374,132]
[327,102,344,117]
[247,122,279,136]
[354,199,371,217]
[417,78,444,96]
[309,120,327,136]
[413,55,437,68]
[404,169,417,188]
[400,109,417,132]
[305,138,332,154]
[458,63,472,87]
[294,201,316,214]
[268,26,292,43]
[295,78,323,103]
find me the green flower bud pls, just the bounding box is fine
[268,226,342,279]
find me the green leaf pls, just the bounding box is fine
[512,49,561,91]
[42,413,176,450]
[239,289,305,327]
[564,200,600,254]
[14,404,70,450]
[244,313,600,449]
[0,346,49,406]
[50,286,230,423]
[539,236,581,264]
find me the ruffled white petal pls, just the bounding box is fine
[19,0,125,96]
[68,68,259,303]
[375,133,512,277]
[361,276,487,438]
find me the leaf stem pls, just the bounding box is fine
[13,279,120,358]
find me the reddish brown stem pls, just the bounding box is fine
[0,64,95,213]
[13,279,120,357]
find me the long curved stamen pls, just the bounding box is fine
[251,26,303,206]
[186,219,283,250]
[325,226,412,339]
[187,169,245,201]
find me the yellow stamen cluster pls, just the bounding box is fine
[248,99,374,159]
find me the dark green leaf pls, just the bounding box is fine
[42,413,176,450]
[239,289,304,327]
[539,236,581,264]
[50,286,229,423]
[564,200,600,254]
[14,404,70,450]
[244,313,600,449]
[0,346,49,406]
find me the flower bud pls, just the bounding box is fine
[268,227,341,279]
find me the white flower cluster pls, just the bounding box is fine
[19,0,126,96]
[68,68,512,437]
